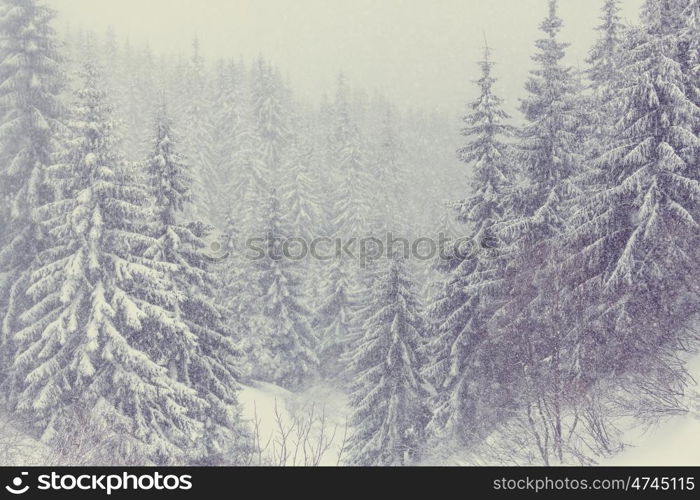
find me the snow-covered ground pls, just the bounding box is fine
[239,381,350,466]
[603,355,700,466]
[2,375,697,466]
[0,413,50,466]
[241,373,700,466]
[603,412,700,466]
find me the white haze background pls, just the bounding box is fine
[50,0,643,116]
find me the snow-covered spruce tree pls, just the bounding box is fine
[455,45,516,246]
[181,38,217,225]
[371,106,406,232]
[281,134,322,243]
[144,104,250,464]
[678,0,700,136]
[0,0,63,379]
[346,254,431,466]
[424,44,516,442]
[98,28,120,112]
[585,0,626,155]
[227,125,268,238]
[209,59,244,229]
[215,210,262,383]
[313,257,359,378]
[216,64,269,366]
[567,0,700,397]
[252,57,289,179]
[497,0,583,317]
[227,62,268,239]
[254,190,318,390]
[325,76,377,319]
[496,0,612,465]
[575,0,627,221]
[330,74,373,242]
[513,0,582,235]
[114,38,153,161]
[280,130,325,316]
[587,0,625,107]
[311,92,339,238]
[591,0,623,69]
[564,0,631,389]
[8,64,205,464]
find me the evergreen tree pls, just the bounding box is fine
[100,27,120,110]
[313,257,358,378]
[585,0,626,156]
[372,106,406,232]
[181,38,216,224]
[281,135,321,242]
[254,190,318,389]
[215,210,262,382]
[8,64,204,464]
[217,64,268,363]
[115,38,150,160]
[330,75,372,241]
[144,105,250,464]
[252,57,289,179]
[678,0,700,136]
[498,0,583,342]
[209,59,243,229]
[425,44,516,441]
[227,122,268,237]
[495,0,606,464]
[346,254,430,466]
[588,0,625,97]
[0,0,64,383]
[567,0,700,385]
[514,0,582,238]
[227,62,268,239]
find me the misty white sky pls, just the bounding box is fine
[48,0,644,117]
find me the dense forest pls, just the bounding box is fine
[0,0,698,466]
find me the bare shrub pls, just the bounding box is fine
[246,397,348,466]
